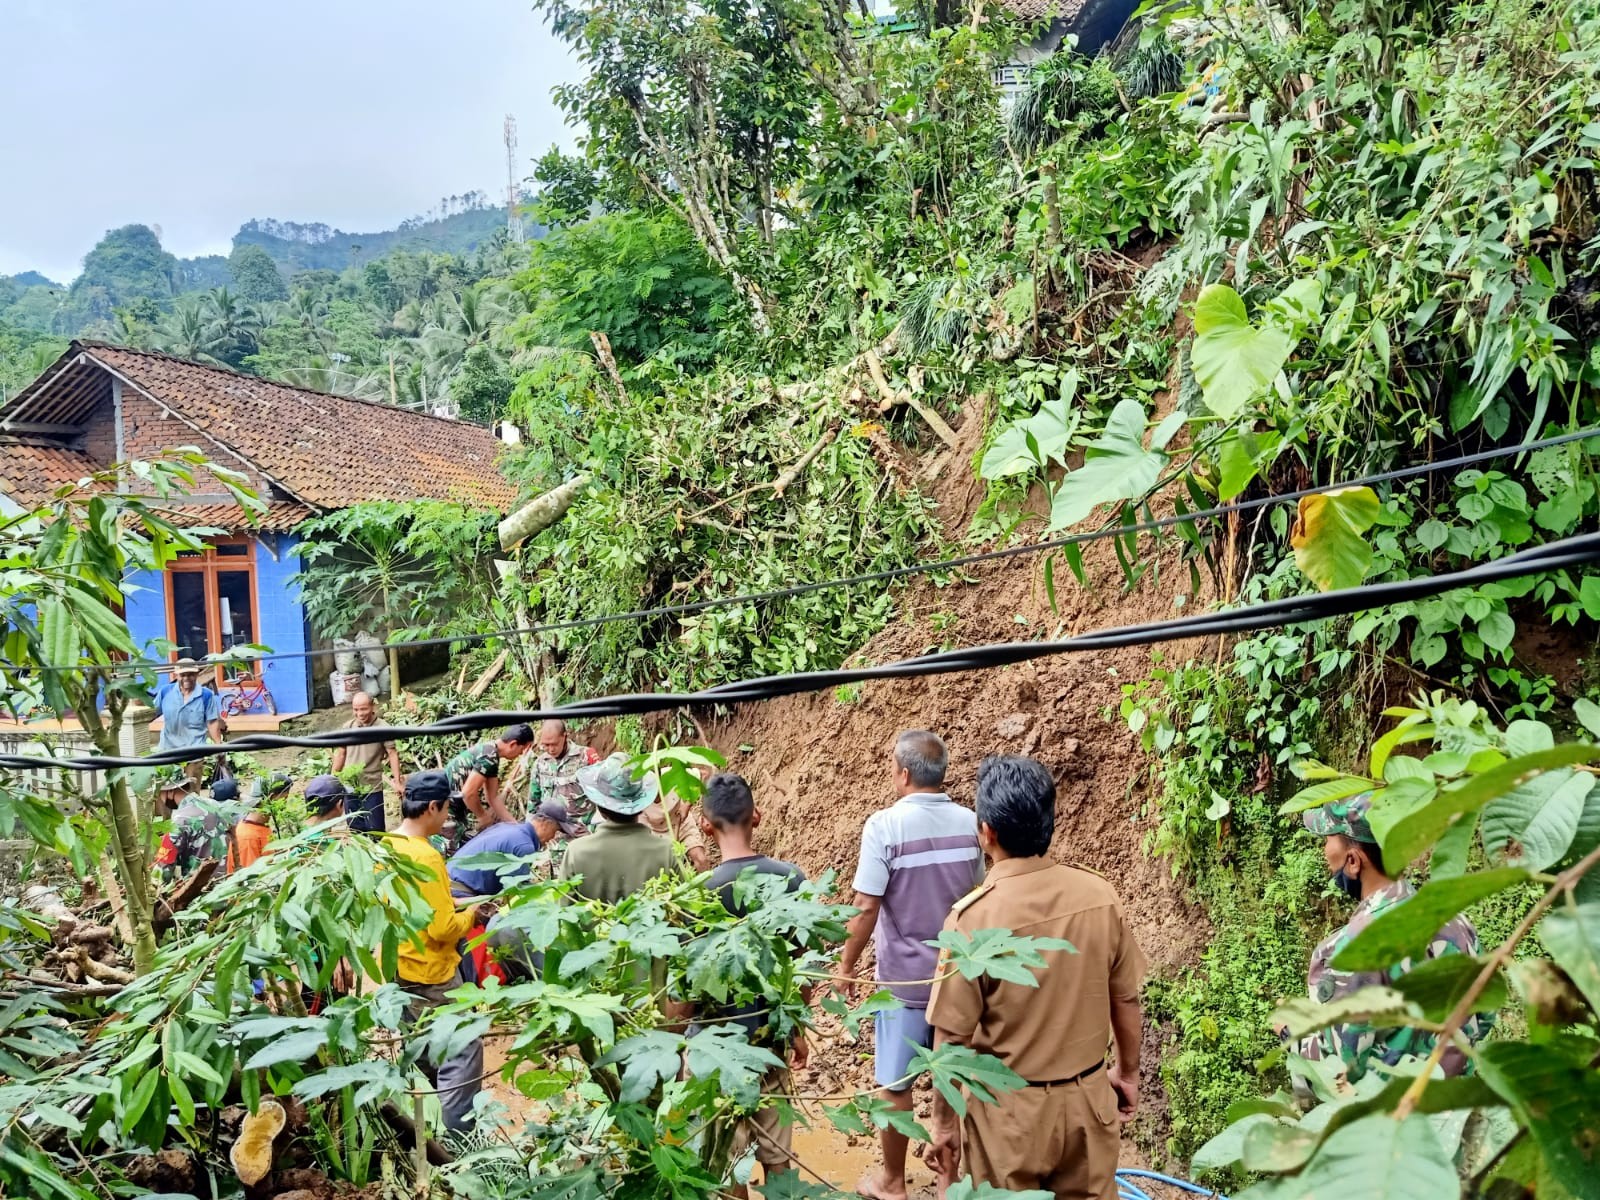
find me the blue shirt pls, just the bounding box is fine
[447,821,542,897]
[154,682,221,751]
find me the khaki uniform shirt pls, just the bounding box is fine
[643,790,707,859]
[557,819,678,904]
[341,719,396,792]
[926,857,1148,1081]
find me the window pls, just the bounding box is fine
[164,540,260,689]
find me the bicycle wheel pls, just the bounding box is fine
[262,688,277,715]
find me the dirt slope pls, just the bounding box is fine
[696,398,1214,1162]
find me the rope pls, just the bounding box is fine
[1117,1168,1228,1198]
[7,530,1600,773]
[18,424,1600,676]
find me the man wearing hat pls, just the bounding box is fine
[154,658,222,787]
[390,769,495,1133]
[448,800,583,898]
[558,753,678,904]
[1295,794,1487,1089]
[157,774,237,881]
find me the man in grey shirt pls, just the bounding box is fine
[840,730,982,1200]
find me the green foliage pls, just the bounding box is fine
[227,243,289,303]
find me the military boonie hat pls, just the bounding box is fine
[577,752,659,816]
[1302,793,1376,844]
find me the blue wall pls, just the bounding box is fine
[123,532,313,715]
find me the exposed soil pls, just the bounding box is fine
[698,394,1217,1164]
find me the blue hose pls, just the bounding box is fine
[1116,1168,1229,1200]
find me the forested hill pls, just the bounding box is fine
[234,204,522,273]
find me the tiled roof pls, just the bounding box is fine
[0,444,101,506]
[1002,0,1081,19]
[74,342,516,512]
[157,502,315,533]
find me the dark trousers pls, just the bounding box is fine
[401,968,483,1133]
[345,790,386,834]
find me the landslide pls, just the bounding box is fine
[701,392,1216,1152]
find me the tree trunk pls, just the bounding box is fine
[79,705,158,975]
[497,475,590,552]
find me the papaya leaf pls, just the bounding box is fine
[1330,867,1529,971]
[932,928,1076,986]
[1191,283,1295,419]
[945,1178,1053,1200]
[1270,987,1425,1039]
[1290,487,1381,592]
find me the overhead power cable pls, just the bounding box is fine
[8,530,1600,774]
[22,424,1600,676]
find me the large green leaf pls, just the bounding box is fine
[598,1031,683,1104]
[1290,487,1381,592]
[979,390,1080,480]
[1191,283,1295,418]
[1330,867,1528,970]
[1239,1114,1457,1199]
[1194,1113,1278,1171]
[1271,986,1423,1038]
[1537,902,1600,1017]
[1047,400,1166,530]
[683,1026,783,1107]
[1370,745,1600,871]
[1280,776,1374,816]
[932,928,1075,986]
[1476,1041,1600,1196]
[1480,768,1593,871]
[1391,954,1508,1022]
[35,597,78,671]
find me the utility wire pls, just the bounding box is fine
[9,530,1600,774]
[19,424,1600,676]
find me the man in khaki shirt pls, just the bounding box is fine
[332,691,404,833]
[926,755,1147,1200]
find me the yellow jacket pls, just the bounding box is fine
[389,835,476,985]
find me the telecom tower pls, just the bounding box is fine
[504,114,524,243]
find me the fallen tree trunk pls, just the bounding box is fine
[498,475,590,552]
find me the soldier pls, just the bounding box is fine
[926,755,1146,1200]
[530,719,601,824]
[1295,794,1487,1087]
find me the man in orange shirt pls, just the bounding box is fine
[227,774,293,872]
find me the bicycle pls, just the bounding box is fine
[221,660,277,717]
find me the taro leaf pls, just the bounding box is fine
[1537,902,1600,1017]
[597,1031,683,1104]
[1371,745,1600,871]
[945,1178,1053,1200]
[1480,768,1593,871]
[683,1025,784,1108]
[1290,487,1381,592]
[932,928,1076,986]
[1243,1113,1457,1198]
[1476,1040,1600,1196]
[1391,954,1508,1023]
[1280,776,1374,816]
[1330,867,1529,971]
[1191,283,1295,419]
[1047,400,1166,530]
[979,392,1080,480]
[1271,986,1422,1039]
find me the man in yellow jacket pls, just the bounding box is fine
[391,770,494,1132]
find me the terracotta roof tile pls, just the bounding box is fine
[1002,0,1081,20]
[0,444,102,506]
[76,342,516,512]
[158,502,315,533]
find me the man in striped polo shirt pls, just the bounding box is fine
[840,729,983,1200]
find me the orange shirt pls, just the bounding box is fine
[228,819,273,872]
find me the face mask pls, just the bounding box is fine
[1332,867,1362,900]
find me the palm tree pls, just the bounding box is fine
[419,286,512,375]
[156,301,227,365]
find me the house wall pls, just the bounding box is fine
[123,532,314,715]
[119,389,264,497]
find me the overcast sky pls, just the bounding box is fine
[0,0,578,283]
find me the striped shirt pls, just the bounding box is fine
[853,792,983,1007]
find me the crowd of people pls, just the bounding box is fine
[145,683,1487,1200]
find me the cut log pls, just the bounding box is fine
[465,649,510,701]
[497,475,590,552]
[97,861,135,945]
[153,860,220,933]
[863,349,958,448]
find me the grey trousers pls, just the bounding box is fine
[401,968,484,1133]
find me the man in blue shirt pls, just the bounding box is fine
[447,801,583,897]
[154,659,222,786]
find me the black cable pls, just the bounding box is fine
[10,530,1600,774]
[22,423,1600,676]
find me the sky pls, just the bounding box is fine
[0,0,578,283]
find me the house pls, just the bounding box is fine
[0,341,516,715]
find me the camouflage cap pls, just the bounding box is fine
[1302,793,1376,844]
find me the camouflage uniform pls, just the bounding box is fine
[529,742,599,822]
[1298,796,1489,1082]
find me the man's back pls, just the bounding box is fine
[448,821,541,897]
[560,820,676,903]
[854,793,982,1005]
[927,860,1147,1081]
